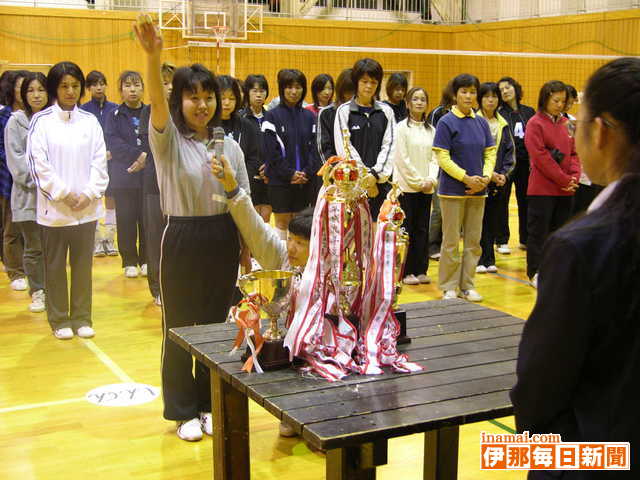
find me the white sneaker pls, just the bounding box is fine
[497,244,511,254]
[531,273,538,289]
[176,418,203,442]
[403,274,419,285]
[10,277,28,291]
[279,421,298,437]
[104,239,118,256]
[476,265,487,274]
[124,266,139,278]
[443,290,457,300]
[76,326,95,338]
[486,265,498,273]
[461,289,483,302]
[140,264,148,277]
[94,240,106,257]
[429,252,441,260]
[199,412,213,436]
[417,274,431,284]
[53,327,74,340]
[154,295,162,306]
[29,290,46,313]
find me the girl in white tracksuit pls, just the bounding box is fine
[27,62,108,340]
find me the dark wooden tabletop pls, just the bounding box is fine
[169,298,523,451]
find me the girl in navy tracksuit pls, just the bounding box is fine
[240,74,271,222]
[104,71,147,277]
[262,69,317,238]
[476,83,515,272]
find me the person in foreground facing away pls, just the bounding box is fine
[511,57,640,478]
[524,80,580,289]
[27,62,109,340]
[393,86,438,286]
[134,18,249,442]
[432,73,496,302]
[5,72,50,313]
[211,151,311,439]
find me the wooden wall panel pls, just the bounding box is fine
[1,5,638,108]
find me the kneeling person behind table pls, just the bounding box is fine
[212,154,311,438]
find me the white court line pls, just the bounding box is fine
[81,339,134,383]
[0,397,86,414]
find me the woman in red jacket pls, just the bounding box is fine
[524,80,581,288]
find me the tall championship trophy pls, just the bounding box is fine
[385,185,411,345]
[235,270,294,371]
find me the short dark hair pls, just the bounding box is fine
[217,74,242,116]
[451,73,480,96]
[4,70,30,108]
[497,76,523,105]
[277,69,307,107]
[243,74,269,108]
[169,63,221,136]
[161,63,176,78]
[335,68,355,106]
[0,71,16,105]
[405,86,430,126]
[288,206,314,239]
[21,72,50,118]
[437,81,455,109]
[118,70,144,91]
[86,70,107,88]
[352,58,383,98]
[47,62,85,104]
[537,80,567,111]
[386,72,408,99]
[566,84,578,100]
[478,82,500,114]
[310,73,334,108]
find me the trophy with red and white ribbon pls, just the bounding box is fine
[231,270,294,372]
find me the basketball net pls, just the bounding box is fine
[212,25,228,74]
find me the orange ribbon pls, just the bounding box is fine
[230,296,266,373]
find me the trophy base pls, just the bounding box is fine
[394,309,411,344]
[240,337,292,371]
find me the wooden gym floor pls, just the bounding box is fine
[0,201,533,479]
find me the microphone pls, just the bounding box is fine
[213,127,225,179]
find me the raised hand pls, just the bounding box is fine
[133,14,163,57]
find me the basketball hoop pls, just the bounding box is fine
[212,25,228,74]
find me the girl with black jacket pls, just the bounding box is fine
[497,76,535,251]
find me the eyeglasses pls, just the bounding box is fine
[574,116,617,132]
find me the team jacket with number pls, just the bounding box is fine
[498,103,535,163]
[262,103,318,186]
[334,98,396,182]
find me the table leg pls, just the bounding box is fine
[423,426,459,480]
[326,439,388,480]
[211,368,250,480]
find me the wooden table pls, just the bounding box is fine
[169,298,523,480]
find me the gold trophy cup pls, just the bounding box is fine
[238,270,294,370]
